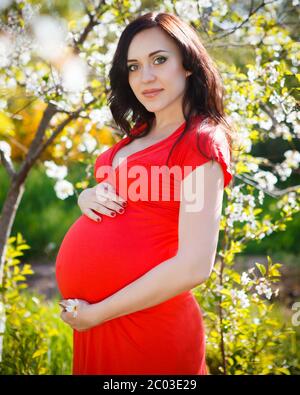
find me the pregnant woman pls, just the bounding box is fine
[55,11,233,375]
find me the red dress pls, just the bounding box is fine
[55,114,232,375]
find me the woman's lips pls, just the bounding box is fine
[142,89,164,98]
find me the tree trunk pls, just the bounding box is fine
[0,178,25,363]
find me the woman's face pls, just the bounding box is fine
[127,27,191,116]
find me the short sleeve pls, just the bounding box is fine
[170,121,233,188]
[210,127,233,188]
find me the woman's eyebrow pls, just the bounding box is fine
[127,50,170,63]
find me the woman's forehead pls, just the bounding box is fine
[127,28,177,58]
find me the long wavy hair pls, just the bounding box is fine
[107,11,236,168]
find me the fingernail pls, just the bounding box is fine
[111,212,116,217]
[97,217,101,222]
[122,202,127,207]
[118,208,124,214]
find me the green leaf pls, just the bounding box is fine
[32,349,47,359]
[255,262,266,276]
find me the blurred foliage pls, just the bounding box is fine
[0,164,83,259]
[0,233,72,375]
[195,256,299,374]
[0,96,115,163]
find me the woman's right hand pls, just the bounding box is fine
[78,182,127,222]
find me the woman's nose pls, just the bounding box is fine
[140,67,156,83]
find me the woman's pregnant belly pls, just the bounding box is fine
[55,206,178,303]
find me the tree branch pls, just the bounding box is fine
[73,0,106,54]
[0,150,16,179]
[234,174,300,198]
[39,98,97,153]
[17,103,57,182]
[208,0,278,42]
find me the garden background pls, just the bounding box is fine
[0,0,299,374]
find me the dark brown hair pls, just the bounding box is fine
[107,11,236,168]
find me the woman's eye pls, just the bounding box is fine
[154,56,167,65]
[127,56,167,72]
[128,64,137,72]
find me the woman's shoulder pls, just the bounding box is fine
[170,115,211,161]
[171,115,233,187]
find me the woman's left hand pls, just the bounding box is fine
[59,298,100,332]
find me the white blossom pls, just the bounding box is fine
[227,91,248,112]
[0,34,13,68]
[241,272,251,285]
[258,190,265,205]
[253,171,278,191]
[31,15,68,62]
[22,3,41,24]
[225,185,258,228]
[265,287,273,300]
[0,141,11,158]
[266,67,280,84]
[286,111,298,123]
[60,299,79,318]
[275,162,292,181]
[215,284,224,293]
[277,192,298,212]
[255,282,273,299]
[0,0,12,10]
[60,135,73,149]
[273,123,292,140]
[0,99,7,110]
[44,161,68,180]
[19,51,31,65]
[275,150,300,181]
[89,106,112,128]
[259,117,273,131]
[284,150,300,167]
[54,179,74,200]
[247,69,256,83]
[128,0,142,13]
[273,108,286,123]
[248,162,259,172]
[100,10,116,24]
[0,301,6,362]
[66,92,82,106]
[174,0,200,22]
[78,133,97,153]
[231,289,250,308]
[262,219,273,236]
[83,91,94,104]
[61,56,88,93]
[247,27,264,46]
